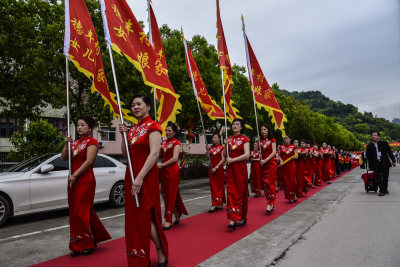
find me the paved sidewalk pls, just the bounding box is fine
[199,167,400,266]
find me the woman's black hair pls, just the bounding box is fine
[232,118,244,130]
[77,116,96,130]
[212,133,222,145]
[260,124,274,139]
[166,121,178,133]
[130,94,152,108]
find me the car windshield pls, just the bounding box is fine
[4,154,55,172]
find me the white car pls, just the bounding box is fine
[0,153,126,227]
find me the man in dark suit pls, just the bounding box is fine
[366,131,396,196]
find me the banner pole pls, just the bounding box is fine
[147,0,158,121]
[108,45,139,208]
[220,69,230,159]
[182,31,213,168]
[65,57,72,177]
[242,15,262,160]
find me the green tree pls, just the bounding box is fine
[8,119,64,161]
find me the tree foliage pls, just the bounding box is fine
[281,90,400,143]
[8,119,64,161]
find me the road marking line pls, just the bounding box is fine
[0,194,210,242]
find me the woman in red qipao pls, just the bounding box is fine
[61,116,111,257]
[250,149,262,197]
[254,125,277,214]
[321,142,334,184]
[313,145,323,186]
[278,135,298,203]
[158,122,188,230]
[206,133,226,213]
[293,140,305,198]
[119,95,168,267]
[224,118,250,229]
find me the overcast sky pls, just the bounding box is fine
[128,0,400,121]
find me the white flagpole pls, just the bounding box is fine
[147,0,158,121]
[63,0,72,177]
[99,0,139,207]
[65,58,72,177]
[242,15,262,160]
[182,31,213,169]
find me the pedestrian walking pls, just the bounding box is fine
[62,116,111,257]
[224,118,250,229]
[277,134,298,203]
[206,133,226,213]
[254,124,277,214]
[158,122,188,230]
[366,131,396,196]
[119,95,168,266]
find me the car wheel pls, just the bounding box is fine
[110,181,125,207]
[0,195,11,227]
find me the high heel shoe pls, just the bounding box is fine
[227,221,236,230]
[235,218,246,226]
[174,213,182,225]
[163,223,172,231]
[158,260,168,267]
[156,247,168,267]
[208,207,216,213]
[83,248,94,255]
[266,204,274,214]
[70,251,80,257]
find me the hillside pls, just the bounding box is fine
[280,90,400,143]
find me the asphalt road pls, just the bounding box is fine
[275,166,400,267]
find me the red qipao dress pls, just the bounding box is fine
[331,152,336,177]
[250,150,262,195]
[209,144,226,207]
[279,144,297,201]
[322,148,333,182]
[295,147,305,197]
[309,147,316,182]
[303,148,312,187]
[68,136,111,252]
[314,150,323,186]
[226,134,250,221]
[260,137,277,205]
[124,116,168,266]
[160,138,188,223]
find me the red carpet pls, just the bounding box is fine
[33,170,352,267]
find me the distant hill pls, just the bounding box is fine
[393,118,400,125]
[280,90,400,143]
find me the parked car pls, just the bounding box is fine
[0,153,126,227]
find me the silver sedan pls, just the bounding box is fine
[0,153,126,227]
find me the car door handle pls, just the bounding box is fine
[108,170,116,173]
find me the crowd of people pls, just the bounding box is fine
[62,94,363,267]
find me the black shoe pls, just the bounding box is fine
[158,260,168,267]
[378,191,386,196]
[163,224,172,231]
[266,204,274,214]
[208,207,216,213]
[83,248,94,255]
[227,221,236,230]
[236,218,247,226]
[70,251,80,257]
[174,213,182,225]
[215,206,223,210]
